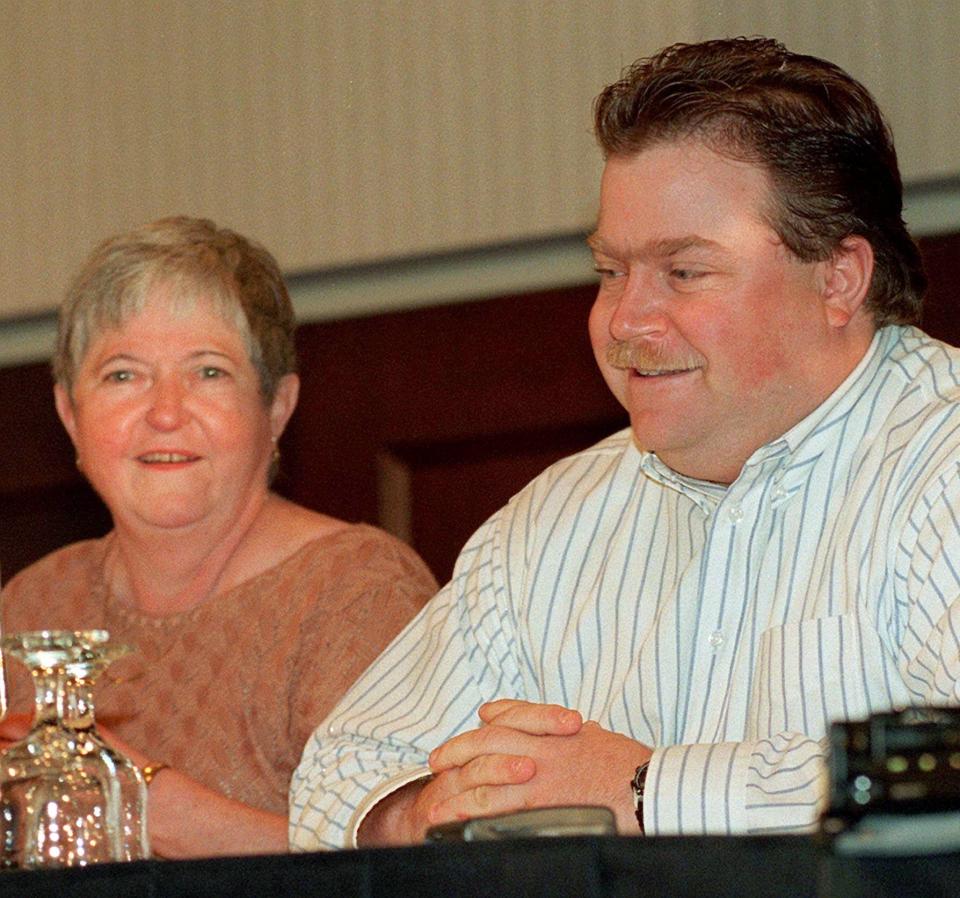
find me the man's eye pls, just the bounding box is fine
[669,268,707,281]
[105,370,133,383]
[200,366,226,379]
[594,267,625,279]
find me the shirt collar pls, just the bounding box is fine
[638,450,728,507]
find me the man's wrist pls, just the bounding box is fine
[356,776,430,847]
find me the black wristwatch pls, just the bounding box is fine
[631,761,650,833]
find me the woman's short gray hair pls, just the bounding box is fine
[55,216,297,401]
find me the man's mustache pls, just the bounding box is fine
[605,340,702,371]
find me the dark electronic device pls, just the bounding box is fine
[821,706,960,855]
[425,806,617,842]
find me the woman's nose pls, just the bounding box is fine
[144,378,188,431]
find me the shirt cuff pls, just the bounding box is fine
[346,765,432,848]
[645,741,751,835]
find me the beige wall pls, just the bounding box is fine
[3,1,960,342]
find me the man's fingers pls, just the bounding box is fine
[422,752,536,826]
[466,753,536,788]
[479,700,582,735]
[427,774,535,826]
[430,747,536,790]
[431,723,536,771]
[478,699,525,722]
[432,705,582,771]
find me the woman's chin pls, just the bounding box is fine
[120,503,212,533]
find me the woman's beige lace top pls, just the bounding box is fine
[1,524,437,815]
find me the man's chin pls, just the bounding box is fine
[626,416,687,455]
[626,422,707,474]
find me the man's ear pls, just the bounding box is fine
[819,235,874,329]
[54,383,78,446]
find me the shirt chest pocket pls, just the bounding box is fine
[745,614,887,741]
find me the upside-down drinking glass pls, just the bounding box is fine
[0,630,149,868]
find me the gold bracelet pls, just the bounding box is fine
[141,763,170,786]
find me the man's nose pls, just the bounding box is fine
[607,275,669,342]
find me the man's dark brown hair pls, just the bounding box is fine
[594,37,926,325]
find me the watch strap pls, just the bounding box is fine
[631,761,650,833]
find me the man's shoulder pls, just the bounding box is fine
[881,326,960,400]
[500,426,640,521]
[451,427,640,573]
[860,327,960,495]
[529,427,636,486]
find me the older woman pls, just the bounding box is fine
[0,217,437,858]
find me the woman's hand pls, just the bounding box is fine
[0,712,32,749]
[97,723,288,858]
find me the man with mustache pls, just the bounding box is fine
[291,37,958,849]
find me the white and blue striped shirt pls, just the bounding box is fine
[290,325,960,849]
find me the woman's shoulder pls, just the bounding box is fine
[271,517,437,591]
[2,536,111,628]
[206,522,433,652]
[4,537,109,594]
[259,522,436,650]
[241,501,437,617]
[256,497,434,582]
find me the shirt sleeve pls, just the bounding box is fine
[645,734,828,835]
[289,506,526,851]
[894,463,960,707]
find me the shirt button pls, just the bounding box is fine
[772,484,787,501]
[709,631,725,650]
[727,504,743,523]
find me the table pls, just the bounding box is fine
[0,835,957,897]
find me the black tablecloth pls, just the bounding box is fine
[0,835,957,897]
